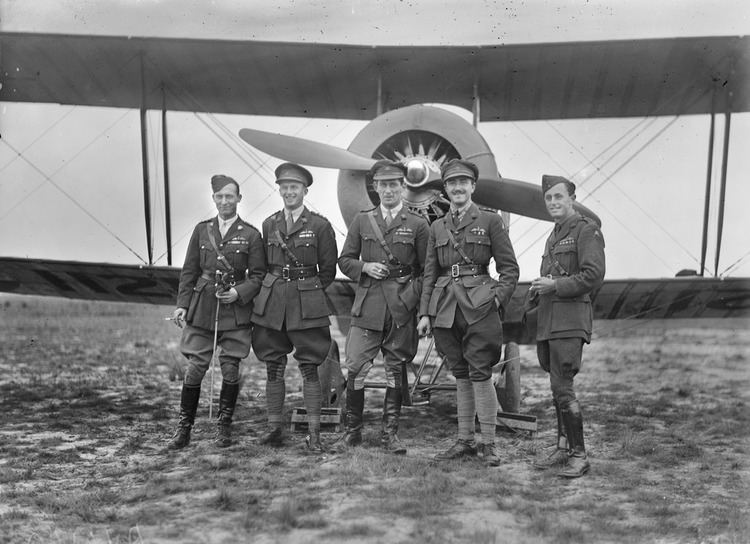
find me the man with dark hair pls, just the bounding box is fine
[335,160,429,454]
[251,163,338,453]
[530,174,605,478]
[417,159,519,467]
[168,174,265,450]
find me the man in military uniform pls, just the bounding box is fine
[417,159,519,467]
[335,160,430,454]
[168,174,266,450]
[251,163,338,453]
[530,174,605,478]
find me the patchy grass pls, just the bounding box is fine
[0,295,748,543]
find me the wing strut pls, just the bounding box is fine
[700,91,716,277]
[472,82,480,128]
[714,107,732,277]
[139,53,153,265]
[161,84,173,266]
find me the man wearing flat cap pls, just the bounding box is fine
[251,162,338,453]
[168,174,266,450]
[335,160,430,454]
[417,158,519,467]
[530,174,605,478]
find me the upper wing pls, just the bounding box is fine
[1,32,747,120]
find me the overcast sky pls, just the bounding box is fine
[1,0,749,279]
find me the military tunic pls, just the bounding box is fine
[419,203,519,381]
[338,206,429,386]
[535,213,605,343]
[176,216,265,384]
[535,212,605,406]
[251,207,338,366]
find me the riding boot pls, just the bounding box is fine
[332,380,364,452]
[381,387,406,454]
[558,401,590,478]
[214,381,239,448]
[533,398,569,469]
[305,423,327,453]
[167,384,201,450]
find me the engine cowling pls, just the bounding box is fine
[337,105,499,227]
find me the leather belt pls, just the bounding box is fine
[385,264,413,279]
[269,265,318,281]
[440,264,488,278]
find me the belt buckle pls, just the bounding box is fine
[281,266,291,281]
[451,264,460,278]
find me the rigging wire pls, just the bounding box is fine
[160,80,348,241]
[720,249,750,277]
[546,119,702,268]
[0,137,147,264]
[0,105,79,176]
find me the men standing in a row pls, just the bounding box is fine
[168,174,266,450]
[417,159,519,467]
[251,163,338,453]
[336,160,430,454]
[531,175,605,478]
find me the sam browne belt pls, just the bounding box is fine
[384,264,413,279]
[440,264,488,278]
[269,264,318,281]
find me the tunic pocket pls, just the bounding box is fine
[252,274,277,316]
[297,277,329,319]
[186,277,209,323]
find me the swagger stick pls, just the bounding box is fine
[208,270,222,420]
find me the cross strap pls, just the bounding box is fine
[544,233,570,277]
[206,223,233,272]
[366,211,401,266]
[272,224,303,266]
[443,217,475,265]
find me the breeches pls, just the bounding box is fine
[536,338,584,407]
[180,324,251,385]
[344,311,418,390]
[433,306,502,382]
[252,324,331,369]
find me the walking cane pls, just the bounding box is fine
[208,270,222,420]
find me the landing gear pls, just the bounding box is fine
[494,342,521,413]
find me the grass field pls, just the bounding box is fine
[0,294,748,543]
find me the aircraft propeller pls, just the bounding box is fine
[239,105,601,227]
[239,128,375,171]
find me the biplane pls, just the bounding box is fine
[1,31,749,410]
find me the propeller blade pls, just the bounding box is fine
[474,177,601,225]
[239,128,376,171]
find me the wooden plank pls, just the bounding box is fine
[290,407,342,433]
[496,411,537,434]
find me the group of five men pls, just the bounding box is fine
[167,157,605,479]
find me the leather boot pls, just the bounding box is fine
[258,425,284,446]
[167,384,201,450]
[332,381,364,452]
[214,381,239,448]
[434,439,477,460]
[381,387,406,454]
[305,425,327,453]
[533,399,569,469]
[558,401,590,478]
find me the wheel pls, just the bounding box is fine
[495,342,521,413]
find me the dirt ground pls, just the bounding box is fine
[0,295,748,543]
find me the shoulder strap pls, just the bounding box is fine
[272,223,303,266]
[543,232,569,277]
[366,211,400,265]
[206,223,233,272]
[443,218,475,265]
